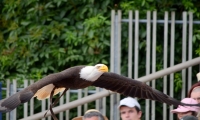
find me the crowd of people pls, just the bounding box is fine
[72,72,200,120]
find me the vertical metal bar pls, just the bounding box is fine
[48,99,51,120]
[9,84,13,120]
[84,88,88,112]
[96,87,100,110]
[116,10,121,120]
[110,93,114,120]
[78,89,82,116]
[97,89,106,116]
[6,80,10,120]
[182,12,187,98]
[115,10,121,74]
[145,11,151,120]
[169,11,175,120]
[59,92,64,120]
[12,80,17,120]
[151,11,157,120]
[98,88,104,115]
[102,96,106,116]
[188,12,193,91]
[116,10,122,74]
[30,80,34,116]
[110,10,115,72]
[0,82,2,120]
[163,11,168,120]
[117,93,121,120]
[110,10,115,120]
[110,10,122,120]
[111,10,121,120]
[24,80,28,118]
[65,90,70,120]
[41,99,46,120]
[134,10,139,79]
[128,10,133,78]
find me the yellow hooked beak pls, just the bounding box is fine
[99,64,108,72]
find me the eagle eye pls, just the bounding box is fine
[96,66,101,69]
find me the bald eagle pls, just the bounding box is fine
[0,64,199,119]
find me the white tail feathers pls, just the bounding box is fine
[197,72,200,82]
[34,84,65,100]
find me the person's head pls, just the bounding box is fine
[171,98,200,120]
[118,97,142,120]
[180,115,198,120]
[83,109,105,120]
[188,72,200,103]
[189,86,200,103]
[72,109,108,120]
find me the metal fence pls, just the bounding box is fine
[1,10,200,120]
[110,10,200,120]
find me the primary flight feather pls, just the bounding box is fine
[0,64,199,118]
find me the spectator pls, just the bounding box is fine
[72,109,108,120]
[118,97,142,120]
[188,72,200,119]
[180,115,198,120]
[171,98,200,120]
[188,72,200,103]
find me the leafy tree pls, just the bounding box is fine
[0,0,111,81]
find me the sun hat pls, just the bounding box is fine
[72,109,108,120]
[171,98,200,113]
[118,97,141,109]
[180,115,198,120]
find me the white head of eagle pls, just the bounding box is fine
[79,64,108,81]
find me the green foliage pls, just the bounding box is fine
[174,73,183,92]
[0,0,111,81]
[193,29,200,56]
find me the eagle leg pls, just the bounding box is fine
[44,87,57,120]
[44,87,68,120]
[49,87,58,120]
[52,88,68,107]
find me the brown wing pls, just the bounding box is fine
[92,72,181,107]
[0,66,83,113]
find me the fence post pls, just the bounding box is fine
[110,10,121,120]
[0,82,2,120]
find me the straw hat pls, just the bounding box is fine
[72,109,108,120]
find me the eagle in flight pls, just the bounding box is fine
[0,64,199,119]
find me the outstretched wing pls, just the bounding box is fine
[92,72,181,106]
[0,68,74,113]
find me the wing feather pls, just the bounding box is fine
[92,72,181,106]
[0,68,75,112]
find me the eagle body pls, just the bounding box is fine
[50,66,93,89]
[0,64,200,119]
